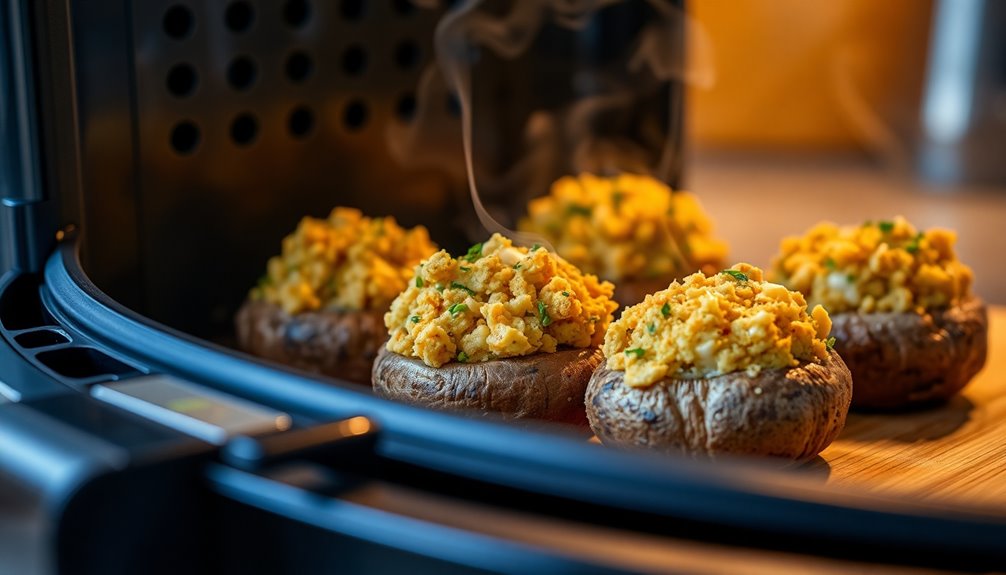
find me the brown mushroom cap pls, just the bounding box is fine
[830,297,988,409]
[586,351,853,460]
[371,346,604,426]
[235,299,386,384]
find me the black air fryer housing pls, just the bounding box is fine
[2,1,1006,574]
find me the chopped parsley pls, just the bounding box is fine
[824,257,837,270]
[435,283,445,293]
[878,221,895,234]
[461,242,483,263]
[612,190,624,210]
[457,351,469,363]
[647,322,656,335]
[513,263,522,270]
[561,291,570,297]
[448,303,469,316]
[624,348,646,359]
[566,204,592,217]
[661,302,671,318]
[721,269,749,282]
[905,232,924,254]
[410,315,421,323]
[826,336,837,351]
[537,301,552,327]
[450,281,475,296]
[846,273,857,283]
[415,276,424,288]
[530,243,541,251]
[460,266,471,272]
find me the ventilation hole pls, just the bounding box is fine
[340,0,366,20]
[343,100,368,131]
[166,63,198,97]
[230,113,259,146]
[288,106,315,138]
[394,40,420,70]
[395,93,417,122]
[285,51,313,83]
[283,0,311,28]
[341,45,367,76]
[170,121,200,155]
[15,329,69,349]
[225,1,255,32]
[163,5,194,39]
[392,0,415,15]
[36,347,136,379]
[446,92,461,117]
[227,56,258,91]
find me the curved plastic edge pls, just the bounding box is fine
[42,240,1006,564]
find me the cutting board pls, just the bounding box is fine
[802,306,1006,507]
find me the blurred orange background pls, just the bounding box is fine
[687,0,934,153]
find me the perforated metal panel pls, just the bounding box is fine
[68,0,683,338]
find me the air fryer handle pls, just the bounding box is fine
[220,416,379,471]
[209,417,609,574]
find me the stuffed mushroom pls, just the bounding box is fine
[587,264,852,460]
[236,207,437,384]
[373,233,618,425]
[771,217,987,409]
[518,173,728,307]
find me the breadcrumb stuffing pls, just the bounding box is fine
[603,264,832,388]
[251,207,437,314]
[770,216,973,313]
[385,234,617,367]
[518,173,728,281]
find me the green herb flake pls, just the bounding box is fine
[513,263,522,270]
[435,283,445,293]
[461,242,483,263]
[410,315,421,323]
[905,232,924,254]
[415,276,424,288]
[824,257,837,270]
[566,204,592,217]
[878,221,895,234]
[612,190,625,210]
[457,351,469,363]
[537,300,552,327]
[561,291,570,297]
[846,273,857,283]
[624,348,646,359]
[450,281,475,296]
[460,266,471,272]
[661,302,671,318]
[448,303,469,316]
[531,243,541,251]
[647,322,656,335]
[721,269,749,282]
[826,336,837,351]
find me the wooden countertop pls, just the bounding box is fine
[794,306,1006,507]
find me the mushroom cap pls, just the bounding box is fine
[236,299,385,384]
[830,297,988,409]
[372,346,604,426]
[586,351,853,460]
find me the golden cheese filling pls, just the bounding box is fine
[603,264,832,388]
[385,233,617,368]
[770,217,973,313]
[518,173,728,281]
[252,207,437,314]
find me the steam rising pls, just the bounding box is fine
[395,0,716,250]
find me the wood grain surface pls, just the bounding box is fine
[801,306,1006,506]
